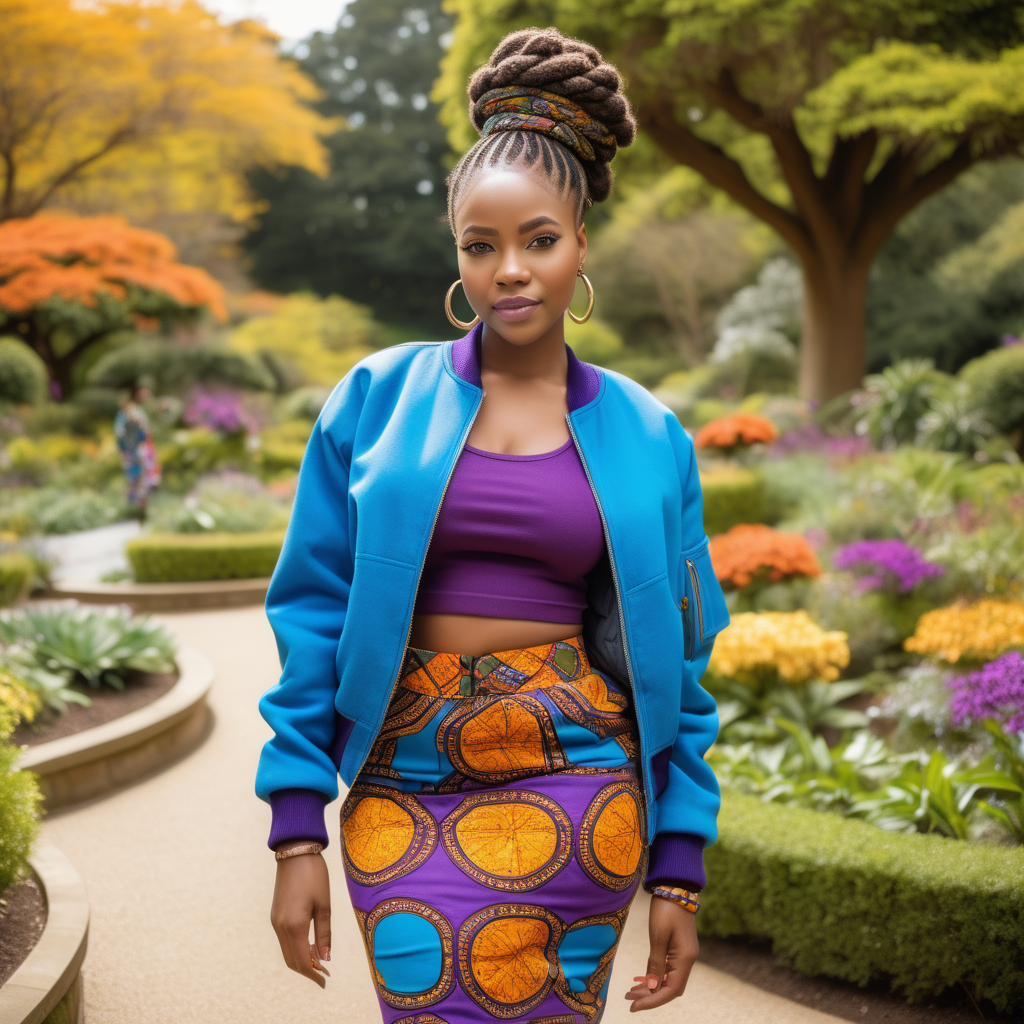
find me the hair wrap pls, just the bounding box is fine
[474,86,615,163]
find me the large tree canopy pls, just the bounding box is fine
[436,0,1024,400]
[0,215,226,398]
[244,0,459,334]
[0,0,332,227]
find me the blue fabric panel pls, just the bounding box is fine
[373,913,443,993]
[553,718,632,769]
[559,923,618,993]
[390,707,454,782]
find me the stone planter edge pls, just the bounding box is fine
[46,577,271,612]
[0,843,89,1024]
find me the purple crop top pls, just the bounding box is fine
[416,438,606,623]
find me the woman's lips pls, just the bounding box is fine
[492,297,541,323]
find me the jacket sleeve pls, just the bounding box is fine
[645,418,729,892]
[254,370,366,849]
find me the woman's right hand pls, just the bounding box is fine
[270,844,332,988]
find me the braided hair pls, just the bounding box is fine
[446,28,636,230]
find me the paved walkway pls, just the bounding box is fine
[40,606,847,1024]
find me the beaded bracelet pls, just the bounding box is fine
[651,886,700,913]
[274,842,324,861]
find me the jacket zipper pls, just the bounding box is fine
[349,390,485,783]
[685,558,705,647]
[566,417,653,832]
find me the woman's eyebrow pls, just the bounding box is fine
[518,215,558,233]
[460,224,498,238]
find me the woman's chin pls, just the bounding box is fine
[483,314,562,346]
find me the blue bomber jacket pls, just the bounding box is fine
[255,325,730,890]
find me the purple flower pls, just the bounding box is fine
[948,652,1024,734]
[770,423,871,460]
[833,538,945,594]
[183,388,256,435]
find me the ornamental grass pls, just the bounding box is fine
[709,610,850,685]
[904,599,1024,664]
[709,523,822,589]
[694,412,778,451]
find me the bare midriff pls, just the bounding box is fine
[409,613,582,657]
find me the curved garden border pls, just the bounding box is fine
[0,844,89,1024]
[701,789,1024,1014]
[47,577,270,612]
[18,647,214,810]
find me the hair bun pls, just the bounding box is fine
[467,27,636,203]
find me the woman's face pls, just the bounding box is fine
[453,168,586,346]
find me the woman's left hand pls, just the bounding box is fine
[625,895,699,1011]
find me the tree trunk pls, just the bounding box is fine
[798,255,870,403]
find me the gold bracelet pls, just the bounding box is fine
[274,842,324,861]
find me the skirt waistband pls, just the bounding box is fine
[399,634,591,698]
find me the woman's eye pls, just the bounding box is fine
[527,234,559,249]
[461,241,493,255]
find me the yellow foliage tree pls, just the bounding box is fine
[230,293,381,388]
[0,0,333,225]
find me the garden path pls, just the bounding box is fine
[40,605,848,1024]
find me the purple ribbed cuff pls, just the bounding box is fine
[645,833,706,892]
[267,789,330,851]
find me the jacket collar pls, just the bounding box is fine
[450,322,601,412]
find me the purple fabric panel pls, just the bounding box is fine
[329,710,356,769]
[645,833,706,892]
[449,323,601,411]
[416,440,605,622]
[651,746,673,796]
[267,788,329,850]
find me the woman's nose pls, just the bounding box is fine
[495,251,531,287]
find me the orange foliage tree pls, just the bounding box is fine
[694,413,778,452]
[709,523,822,590]
[0,0,332,226]
[0,215,226,398]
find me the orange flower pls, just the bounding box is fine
[709,523,822,589]
[694,413,778,450]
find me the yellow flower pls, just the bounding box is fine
[709,611,850,685]
[0,668,41,735]
[904,600,1024,663]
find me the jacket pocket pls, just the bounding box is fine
[680,540,730,661]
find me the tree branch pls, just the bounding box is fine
[854,142,976,266]
[701,69,839,254]
[637,96,813,262]
[824,130,877,240]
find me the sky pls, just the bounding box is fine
[208,0,346,43]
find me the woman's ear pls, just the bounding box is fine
[577,222,588,268]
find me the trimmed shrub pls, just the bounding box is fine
[127,531,284,582]
[700,466,770,536]
[0,714,41,895]
[0,338,47,404]
[961,343,1024,438]
[701,790,1024,1012]
[0,552,34,607]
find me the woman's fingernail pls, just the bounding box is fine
[647,978,658,990]
[324,947,331,961]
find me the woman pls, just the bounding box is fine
[114,384,160,521]
[256,28,729,1022]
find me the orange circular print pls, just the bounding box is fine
[442,790,572,891]
[443,695,564,784]
[458,904,564,1018]
[578,779,645,891]
[341,784,438,886]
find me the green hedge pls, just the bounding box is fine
[0,722,41,895]
[126,531,284,582]
[700,466,771,536]
[701,790,1024,1012]
[0,552,34,607]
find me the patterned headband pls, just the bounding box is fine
[473,86,615,163]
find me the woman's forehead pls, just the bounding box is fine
[453,167,575,231]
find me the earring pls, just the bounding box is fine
[445,279,480,331]
[568,270,594,324]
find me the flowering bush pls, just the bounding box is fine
[904,600,1024,663]
[694,412,778,450]
[710,523,821,589]
[948,652,1024,734]
[833,539,945,594]
[183,388,257,435]
[709,611,850,685]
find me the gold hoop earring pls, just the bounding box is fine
[445,279,480,331]
[568,272,594,324]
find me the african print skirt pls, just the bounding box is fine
[340,635,646,1024]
